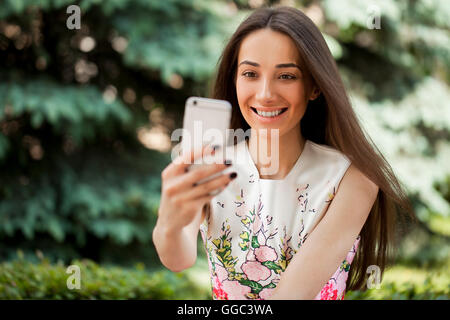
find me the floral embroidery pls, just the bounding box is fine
[279,226,294,271]
[205,188,360,300]
[326,186,337,203]
[296,184,316,213]
[201,144,357,300]
[314,235,361,300]
[212,275,228,299]
[319,281,339,300]
[297,218,309,249]
[207,191,287,299]
[211,221,238,276]
[205,184,361,300]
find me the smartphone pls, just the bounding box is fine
[181,96,232,186]
[181,96,232,152]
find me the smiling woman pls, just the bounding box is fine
[195,5,417,300]
[235,28,320,176]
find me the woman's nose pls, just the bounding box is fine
[255,78,275,101]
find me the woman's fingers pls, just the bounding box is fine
[162,161,230,198]
[181,171,237,201]
[162,143,216,180]
[191,192,217,209]
[182,159,231,187]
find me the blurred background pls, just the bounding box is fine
[0,0,448,299]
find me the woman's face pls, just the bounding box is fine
[235,28,317,139]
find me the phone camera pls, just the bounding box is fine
[193,100,197,105]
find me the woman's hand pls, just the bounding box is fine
[157,144,237,232]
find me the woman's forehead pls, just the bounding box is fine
[237,29,301,66]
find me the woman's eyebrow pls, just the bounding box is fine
[238,60,301,70]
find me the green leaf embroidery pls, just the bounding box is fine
[251,235,260,248]
[239,278,263,294]
[261,261,282,273]
[263,282,277,290]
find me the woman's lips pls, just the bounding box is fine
[250,107,288,123]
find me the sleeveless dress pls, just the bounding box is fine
[199,139,361,300]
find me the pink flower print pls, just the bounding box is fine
[258,288,275,300]
[215,263,229,282]
[254,245,278,262]
[222,280,252,300]
[212,276,228,300]
[318,282,339,300]
[235,189,247,218]
[346,236,361,264]
[257,230,266,246]
[252,212,263,233]
[334,274,348,297]
[236,203,248,218]
[241,261,271,282]
[246,249,257,262]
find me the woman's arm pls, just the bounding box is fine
[152,205,206,273]
[268,164,379,300]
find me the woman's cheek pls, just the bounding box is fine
[236,81,253,112]
[236,79,251,100]
[284,85,307,109]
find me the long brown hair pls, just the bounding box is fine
[209,6,417,291]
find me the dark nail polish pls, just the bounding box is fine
[229,172,237,179]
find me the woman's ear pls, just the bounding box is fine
[309,86,321,101]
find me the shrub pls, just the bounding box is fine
[0,253,210,300]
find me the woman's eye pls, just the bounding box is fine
[280,74,296,80]
[242,71,256,78]
[241,72,296,80]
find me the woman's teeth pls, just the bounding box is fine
[254,108,285,118]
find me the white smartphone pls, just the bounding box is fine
[181,96,232,153]
[181,96,232,185]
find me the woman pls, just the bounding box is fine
[153,6,416,300]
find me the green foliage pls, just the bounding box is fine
[0,0,245,85]
[318,0,450,224]
[0,0,184,265]
[0,253,210,299]
[0,78,132,153]
[0,145,168,264]
[346,282,449,300]
[109,0,244,84]
[346,264,450,300]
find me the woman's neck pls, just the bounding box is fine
[248,128,305,180]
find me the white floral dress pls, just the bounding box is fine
[199,139,360,300]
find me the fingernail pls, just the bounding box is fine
[229,172,237,179]
[212,145,221,151]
